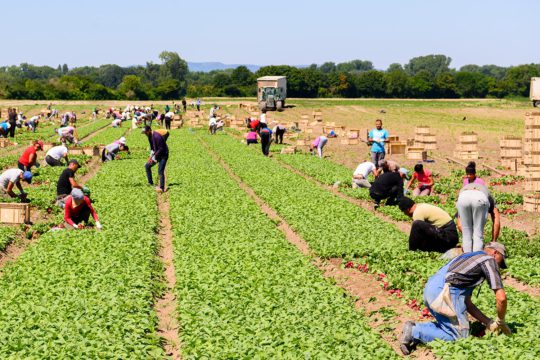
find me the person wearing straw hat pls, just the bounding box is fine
[64,188,102,230]
[400,242,510,355]
[0,168,32,201]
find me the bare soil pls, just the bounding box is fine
[155,194,182,359]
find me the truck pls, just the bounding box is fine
[530,77,540,107]
[257,76,287,111]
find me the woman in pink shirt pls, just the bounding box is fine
[406,163,434,196]
[463,161,485,186]
[246,129,258,145]
[310,135,328,158]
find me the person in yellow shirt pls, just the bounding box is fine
[398,197,458,252]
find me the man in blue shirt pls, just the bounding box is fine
[368,119,389,169]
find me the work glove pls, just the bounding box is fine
[35,163,40,168]
[76,223,84,230]
[487,318,512,335]
[486,318,501,332]
[95,221,102,230]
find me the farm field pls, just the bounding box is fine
[0,99,539,358]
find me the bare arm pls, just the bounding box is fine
[494,288,507,321]
[28,153,37,166]
[69,177,82,189]
[491,208,501,241]
[457,217,462,232]
[425,175,434,187]
[465,296,491,325]
[6,182,17,198]
[405,178,414,191]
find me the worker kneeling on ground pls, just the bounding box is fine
[64,188,101,230]
[56,160,82,208]
[400,242,510,355]
[102,137,129,162]
[352,161,377,189]
[398,197,458,253]
[369,167,409,209]
[0,168,32,201]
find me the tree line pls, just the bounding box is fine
[0,52,538,100]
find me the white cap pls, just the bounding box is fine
[119,137,126,145]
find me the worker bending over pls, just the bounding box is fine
[398,197,458,253]
[246,129,258,145]
[56,160,82,207]
[400,242,510,355]
[259,123,273,156]
[369,168,409,209]
[0,168,32,201]
[45,145,69,166]
[18,140,44,171]
[102,137,129,162]
[310,135,328,158]
[64,188,101,230]
[142,126,169,193]
[352,161,377,189]
[273,125,286,144]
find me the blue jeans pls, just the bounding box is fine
[145,156,168,190]
[412,258,475,343]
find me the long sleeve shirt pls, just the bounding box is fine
[152,131,169,160]
[64,196,99,226]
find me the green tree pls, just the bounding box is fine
[385,69,411,98]
[159,51,188,94]
[118,75,148,100]
[355,70,386,97]
[336,60,374,73]
[230,66,252,86]
[404,55,452,77]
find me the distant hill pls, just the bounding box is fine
[188,62,261,73]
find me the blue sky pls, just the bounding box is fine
[3,0,538,69]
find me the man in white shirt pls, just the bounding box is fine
[46,145,69,166]
[260,110,267,124]
[352,161,377,189]
[0,168,32,199]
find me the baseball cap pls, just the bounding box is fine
[22,171,33,183]
[71,188,84,201]
[399,167,411,180]
[69,159,80,167]
[485,242,508,269]
[36,140,44,150]
[119,137,126,145]
[141,125,151,134]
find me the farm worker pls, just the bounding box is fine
[463,161,485,186]
[56,160,82,207]
[369,168,409,209]
[8,108,17,137]
[164,111,175,130]
[368,119,389,169]
[260,109,267,124]
[209,105,218,119]
[327,130,337,138]
[64,188,102,230]
[111,118,122,128]
[182,98,187,112]
[352,161,377,189]
[0,121,11,137]
[18,140,44,171]
[378,159,400,173]
[45,145,69,167]
[456,183,500,253]
[196,98,201,111]
[400,242,510,355]
[164,104,170,114]
[102,137,129,162]
[92,107,99,120]
[246,129,258,145]
[406,163,434,196]
[398,197,459,252]
[142,126,169,193]
[249,118,260,133]
[259,123,273,156]
[25,115,40,132]
[273,125,287,144]
[56,126,78,145]
[60,112,71,127]
[0,168,32,200]
[208,116,218,135]
[310,135,328,158]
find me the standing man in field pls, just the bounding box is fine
[400,242,510,355]
[142,126,169,193]
[368,119,389,169]
[182,98,187,112]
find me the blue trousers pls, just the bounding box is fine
[412,257,475,343]
[145,156,168,190]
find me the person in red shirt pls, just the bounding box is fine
[406,163,434,196]
[18,140,44,172]
[249,118,260,133]
[64,188,102,230]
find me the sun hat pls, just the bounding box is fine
[22,171,32,183]
[485,242,508,269]
[119,137,126,145]
[399,167,411,180]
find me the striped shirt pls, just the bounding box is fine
[445,252,503,290]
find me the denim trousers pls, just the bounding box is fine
[145,156,168,190]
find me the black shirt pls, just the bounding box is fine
[370,172,403,194]
[57,168,75,196]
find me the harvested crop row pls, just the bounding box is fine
[0,132,164,358]
[167,131,398,359]
[203,132,540,359]
[276,152,540,286]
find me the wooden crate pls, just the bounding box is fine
[459,132,478,143]
[407,147,424,160]
[454,151,479,160]
[0,203,30,224]
[82,146,100,156]
[524,192,540,212]
[523,141,540,153]
[0,138,11,148]
[280,147,296,154]
[173,114,182,121]
[348,129,361,139]
[69,147,86,155]
[523,152,540,165]
[455,143,478,152]
[348,138,359,145]
[389,142,406,155]
[296,139,310,146]
[415,126,431,135]
[501,158,519,171]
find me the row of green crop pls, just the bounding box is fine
[202,132,540,359]
[0,132,164,358]
[275,152,540,286]
[83,125,128,146]
[167,131,398,358]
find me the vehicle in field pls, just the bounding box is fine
[530,77,540,107]
[257,76,287,111]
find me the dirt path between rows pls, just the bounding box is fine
[273,158,540,299]
[154,194,182,359]
[200,138,435,359]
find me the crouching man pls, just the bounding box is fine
[400,242,511,355]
